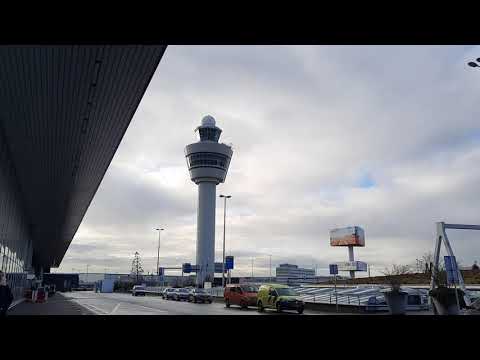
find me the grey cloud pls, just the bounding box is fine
[57,45,480,276]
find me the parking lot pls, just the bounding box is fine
[64,291,328,315]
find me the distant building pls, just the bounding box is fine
[238,277,276,284]
[276,264,316,285]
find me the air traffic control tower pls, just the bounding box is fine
[185,116,233,287]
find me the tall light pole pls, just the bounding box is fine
[219,194,231,288]
[269,255,272,283]
[155,228,164,285]
[251,257,254,278]
[86,264,89,283]
[155,228,164,275]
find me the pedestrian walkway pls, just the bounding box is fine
[9,292,94,315]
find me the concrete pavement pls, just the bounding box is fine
[8,292,95,315]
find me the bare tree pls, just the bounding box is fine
[417,252,434,273]
[381,264,412,291]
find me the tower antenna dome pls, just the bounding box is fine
[201,115,216,127]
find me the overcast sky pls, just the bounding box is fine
[54,45,480,277]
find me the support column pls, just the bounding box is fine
[196,181,217,287]
[348,245,355,279]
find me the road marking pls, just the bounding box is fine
[82,303,110,315]
[77,303,104,315]
[76,299,167,315]
[110,303,121,315]
[131,304,168,313]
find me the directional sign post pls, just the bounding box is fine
[444,256,461,312]
[329,264,339,312]
[329,264,338,275]
[182,263,192,274]
[225,256,234,270]
[444,256,459,285]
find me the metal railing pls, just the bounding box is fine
[142,286,225,298]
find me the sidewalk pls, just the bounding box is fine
[8,292,94,315]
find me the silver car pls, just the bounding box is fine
[173,288,191,301]
[162,287,176,300]
[132,285,146,296]
[188,288,213,303]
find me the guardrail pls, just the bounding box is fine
[145,286,225,297]
[294,287,430,311]
[206,287,224,297]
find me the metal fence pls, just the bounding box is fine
[292,285,430,311]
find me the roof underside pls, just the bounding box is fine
[0,45,167,269]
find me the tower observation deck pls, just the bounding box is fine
[185,115,233,287]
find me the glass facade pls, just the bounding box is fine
[0,126,32,302]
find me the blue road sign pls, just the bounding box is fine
[182,263,192,274]
[329,264,338,275]
[225,256,234,270]
[444,256,459,285]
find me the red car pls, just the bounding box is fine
[224,284,258,309]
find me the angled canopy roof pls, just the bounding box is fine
[0,45,167,269]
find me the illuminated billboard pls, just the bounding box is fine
[330,226,365,247]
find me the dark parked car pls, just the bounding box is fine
[173,288,191,301]
[188,288,213,303]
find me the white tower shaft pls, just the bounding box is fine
[196,181,217,285]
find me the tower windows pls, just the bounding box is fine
[198,127,221,142]
[187,153,229,169]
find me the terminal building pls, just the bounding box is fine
[275,264,316,285]
[0,45,167,301]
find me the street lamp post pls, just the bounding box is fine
[219,194,232,288]
[269,255,272,282]
[155,228,164,286]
